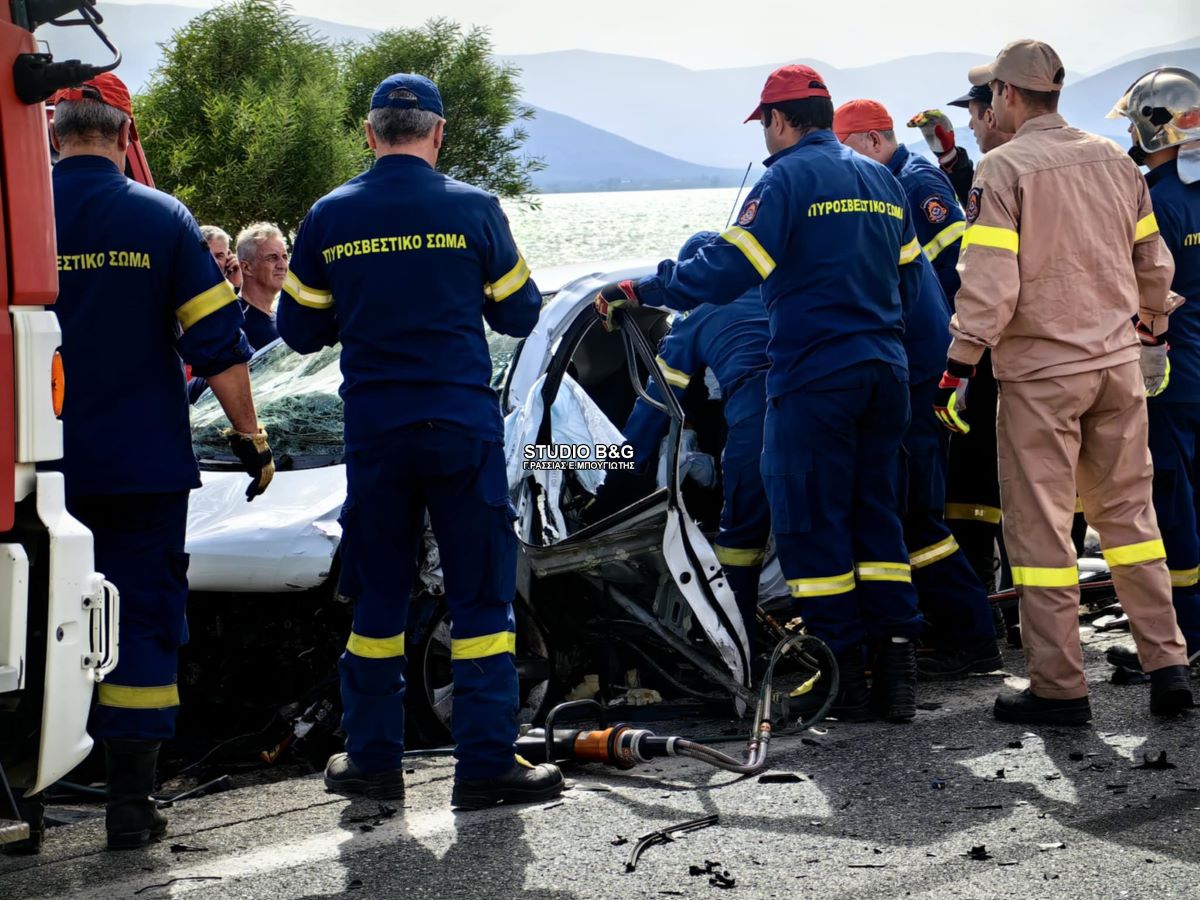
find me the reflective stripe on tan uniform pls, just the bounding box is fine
[948,112,1187,698]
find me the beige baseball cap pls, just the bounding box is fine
[969,39,1065,92]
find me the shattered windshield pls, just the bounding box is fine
[191,330,522,466]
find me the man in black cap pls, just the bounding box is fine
[908,86,1014,205]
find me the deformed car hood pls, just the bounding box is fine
[186,466,346,593]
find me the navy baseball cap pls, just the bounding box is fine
[948,84,993,109]
[370,73,444,117]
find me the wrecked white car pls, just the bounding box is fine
[182,263,778,752]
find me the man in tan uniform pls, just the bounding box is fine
[936,39,1195,724]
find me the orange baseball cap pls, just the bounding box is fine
[49,72,132,117]
[745,65,832,123]
[833,99,894,140]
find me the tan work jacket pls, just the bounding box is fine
[948,113,1177,381]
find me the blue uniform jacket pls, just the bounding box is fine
[239,300,279,351]
[635,130,923,398]
[624,289,770,469]
[1148,159,1200,402]
[887,144,966,302]
[51,155,250,496]
[277,154,542,448]
[905,255,953,385]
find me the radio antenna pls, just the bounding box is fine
[725,162,754,229]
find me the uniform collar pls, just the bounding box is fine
[1144,158,1178,189]
[53,154,122,176]
[763,129,838,167]
[372,153,434,172]
[1015,112,1067,137]
[886,144,910,176]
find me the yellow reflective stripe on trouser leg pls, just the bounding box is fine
[944,503,1003,525]
[451,631,517,660]
[283,270,334,309]
[909,536,960,570]
[856,561,913,583]
[1010,565,1079,587]
[1134,212,1159,243]
[720,226,776,279]
[346,631,406,659]
[898,237,922,265]
[1102,539,1167,567]
[787,570,855,597]
[1170,566,1200,587]
[177,281,237,330]
[923,220,966,262]
[97,683,181,709]
[655,356,691,389]
[485,255,531,301]
[715,545,766,567]
[961,224,1019,254]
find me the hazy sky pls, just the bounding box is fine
[118,0,1198,72]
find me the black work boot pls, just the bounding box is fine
[1106,645,1142,672]
[993,689,1091,725]
[450,759,564,811]
[105,739,168,850]
[787,647,871,723]
[1,793,45,855]
[917,638,1004,681]
[1149,665,1195,717]
[871,639,918,722]
[323,752,405,801]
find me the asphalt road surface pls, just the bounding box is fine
[2,630,1198,900]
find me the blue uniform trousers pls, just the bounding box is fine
[340,424,518,780]
[713,377,772,645]
[1147,400,1200,655]
[761,362,923,654]
[70,492,190,741]
[904,377,997,646]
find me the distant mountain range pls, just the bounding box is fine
[37,4,1200,192]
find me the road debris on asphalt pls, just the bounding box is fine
[624,814,720,873]
[1038,842,1067,851]
[1132,751,1176,770]
[966,845,992,860]
[134,877,223,894]
[168,843,208,853]
[758,773,803,784]
[689,860,736,888]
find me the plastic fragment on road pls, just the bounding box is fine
[1132,751,1176,770]
[624,814,719,873]
[758,773,803,784]
[966,845,992,860]
[1038,842,1067,851]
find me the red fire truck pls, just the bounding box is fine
[0,1,133,845]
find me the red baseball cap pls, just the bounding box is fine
[833,99,894,140]
[49,72,132,118]
[745,65,832,123]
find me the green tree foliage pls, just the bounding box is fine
[342,19,543,199]
[133,0,363,234]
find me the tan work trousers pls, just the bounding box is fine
[997,359,1187,698]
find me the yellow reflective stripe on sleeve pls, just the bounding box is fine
[944,503,1003,525]
[856,561,913,583]
[1102,539,1167,567]
[485,255,531,302]
[923,220,966,262]
[715,545,767,567]
[787,570,855,598]
[898,237,922,265]
[283,270,334,309]
[962,224,1019,254]
[1134,212,1160,243]
[177,281,237,330]
[1170,566,1200,587]
[909,535,960,570]
[1010,565,1079,587]
[655,356,691,389]
[720,226,776,279]
[451,631,517,660]
[97,683,180,709]
[346,631,406,659]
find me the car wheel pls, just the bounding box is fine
[407,595,553,746]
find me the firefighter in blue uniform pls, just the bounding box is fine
[623,231,771,651]
[1111,67,1200,669]
[47,75,273,850]
[834,100,1002,678]
[277,74,562,809]
[596,66,925,722]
